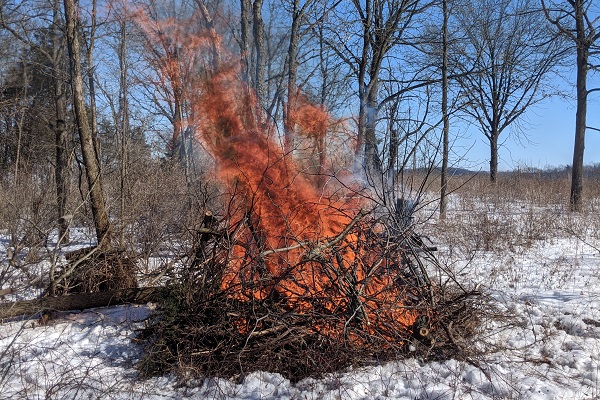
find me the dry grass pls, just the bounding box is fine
[415,170,600,257]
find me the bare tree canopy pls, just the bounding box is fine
[454,0,565,183]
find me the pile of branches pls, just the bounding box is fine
[136,210,483,382]
[136,289,388,381]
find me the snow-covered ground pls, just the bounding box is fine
[1,198,600,399]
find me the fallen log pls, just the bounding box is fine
[0,287,167,320]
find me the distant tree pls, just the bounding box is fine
[131,0,230,177]
[541,0,600,211]
[455,0,564,183]
[324,0,432,182]
[1,57,33,179]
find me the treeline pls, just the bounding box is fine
[501,164,600,179]
[433,164,600,179]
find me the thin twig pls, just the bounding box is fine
[260,243,307,257]
[306,209,368,260]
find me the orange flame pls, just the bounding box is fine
[192,66,419,339]
[132,5,422,344]
[289,92,329,139]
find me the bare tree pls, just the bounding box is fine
[324,0,431,181]
[238,0,267,109]
[542,0,600,211]
[118,16,129,245]
[63,0,111,248]
[282,0,316,153]
[439,0,450,218]
[131,0,202,172]
[454,0,563,183]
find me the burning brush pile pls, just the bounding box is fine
[136,66,482,382]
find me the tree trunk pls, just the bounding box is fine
[195,0,220,69]
[252,0,266,110]
[63,0,111,248]
[355,86,382,180]
[13,61,28,183]
[541,0,595,211]
[570,0,588,212]
[364,83,382,178]
[118,18,129,244]
[317,134,326,189]
[354,97,367,173]
[283,0,301,154]
[173,84,187,166]
[440,0,449,219]
[240,0,252,82]
[0,287,166,320]
[86,0,100,163]
[489,132,498,183]
[52,0,70,245]
[353,0,371,175]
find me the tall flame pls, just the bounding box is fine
[195,67,348,295]
[133,7,423,344]
[192,66,420,338]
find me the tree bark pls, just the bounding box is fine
[63,0,111,248]
[0,287,166,320]
[52,0,70,245]
[240,0,252,82]
[252,0,266,110]
[85,0,100,162]
[439,0,449,219]
[173,81,187,166]
[364,84,381,177]
[489,132,498,184]
[283,0,302,154]
[353,0,371,174]
[118,17,129,244]
[570,0,588,212]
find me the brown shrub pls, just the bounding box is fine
[54,247,138,294]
